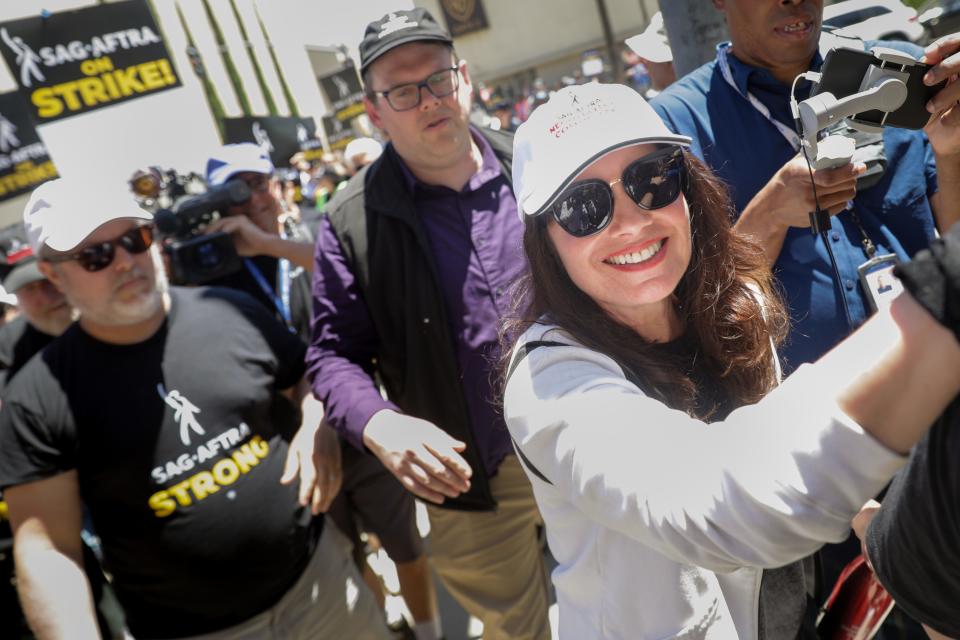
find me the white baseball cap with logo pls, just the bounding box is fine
[512,82,691,218]
[23,177,153,255]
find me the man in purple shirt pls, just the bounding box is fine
[306,8,550,640]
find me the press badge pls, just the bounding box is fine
[857,254,903,314]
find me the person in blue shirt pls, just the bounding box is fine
[651,0,960,373]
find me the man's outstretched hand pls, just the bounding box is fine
[362,409,472,504]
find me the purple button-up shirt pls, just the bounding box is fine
[307,130,525,476]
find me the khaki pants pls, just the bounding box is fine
[163,524,390,640]
[426,454,551,640]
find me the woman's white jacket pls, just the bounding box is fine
[502,323,906,640]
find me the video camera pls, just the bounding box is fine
[154,180,250,285]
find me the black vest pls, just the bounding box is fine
[325,127,515,511]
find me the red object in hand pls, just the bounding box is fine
[817,554,896,640]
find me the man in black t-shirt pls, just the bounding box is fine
[0,177,388,639]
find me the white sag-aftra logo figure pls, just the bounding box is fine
[332,75,350,99]
[252,121,274,154]
[0,113,20,153]
[1,29,44,88]
[158,384,206,447]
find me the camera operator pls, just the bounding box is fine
[202,143,314,338]
[202,143,441,639]
[0,176,388,639]
[204,146,314,266]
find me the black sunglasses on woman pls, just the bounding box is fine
[548,146,685,237]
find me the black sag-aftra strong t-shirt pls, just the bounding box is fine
[866,397,960,638]
[0,287,314,638]
[0,315,56,397]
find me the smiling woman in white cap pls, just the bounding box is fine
[500,83,960,639]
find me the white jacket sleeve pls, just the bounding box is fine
[503,333,906,574]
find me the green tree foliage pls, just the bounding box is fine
[202,0,252,116]
[255,5,299,117]
[176,1,227,140]
[228,0,278,115]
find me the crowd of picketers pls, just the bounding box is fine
[1,3,960,640]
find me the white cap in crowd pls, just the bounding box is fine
[344,137,383,166]
[511,83,691,218]
[23,177,153,255]
[205,143,274,186]
[625,12,673,63]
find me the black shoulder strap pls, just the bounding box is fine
[513,438,552,486]
[506,339,566,381]
[506,339,567,486]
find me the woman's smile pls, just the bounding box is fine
[602,238,667,267]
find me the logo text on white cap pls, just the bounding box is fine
[549,96,615,139]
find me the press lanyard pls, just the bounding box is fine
[243,257,294,331]
[716,44,801,151]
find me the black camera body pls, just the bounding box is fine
[155,180,250,285]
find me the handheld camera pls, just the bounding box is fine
[154,180,250,285]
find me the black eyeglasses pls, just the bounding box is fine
[45,225,154,273]
[376,66,460,111]
[548,146,686,238]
